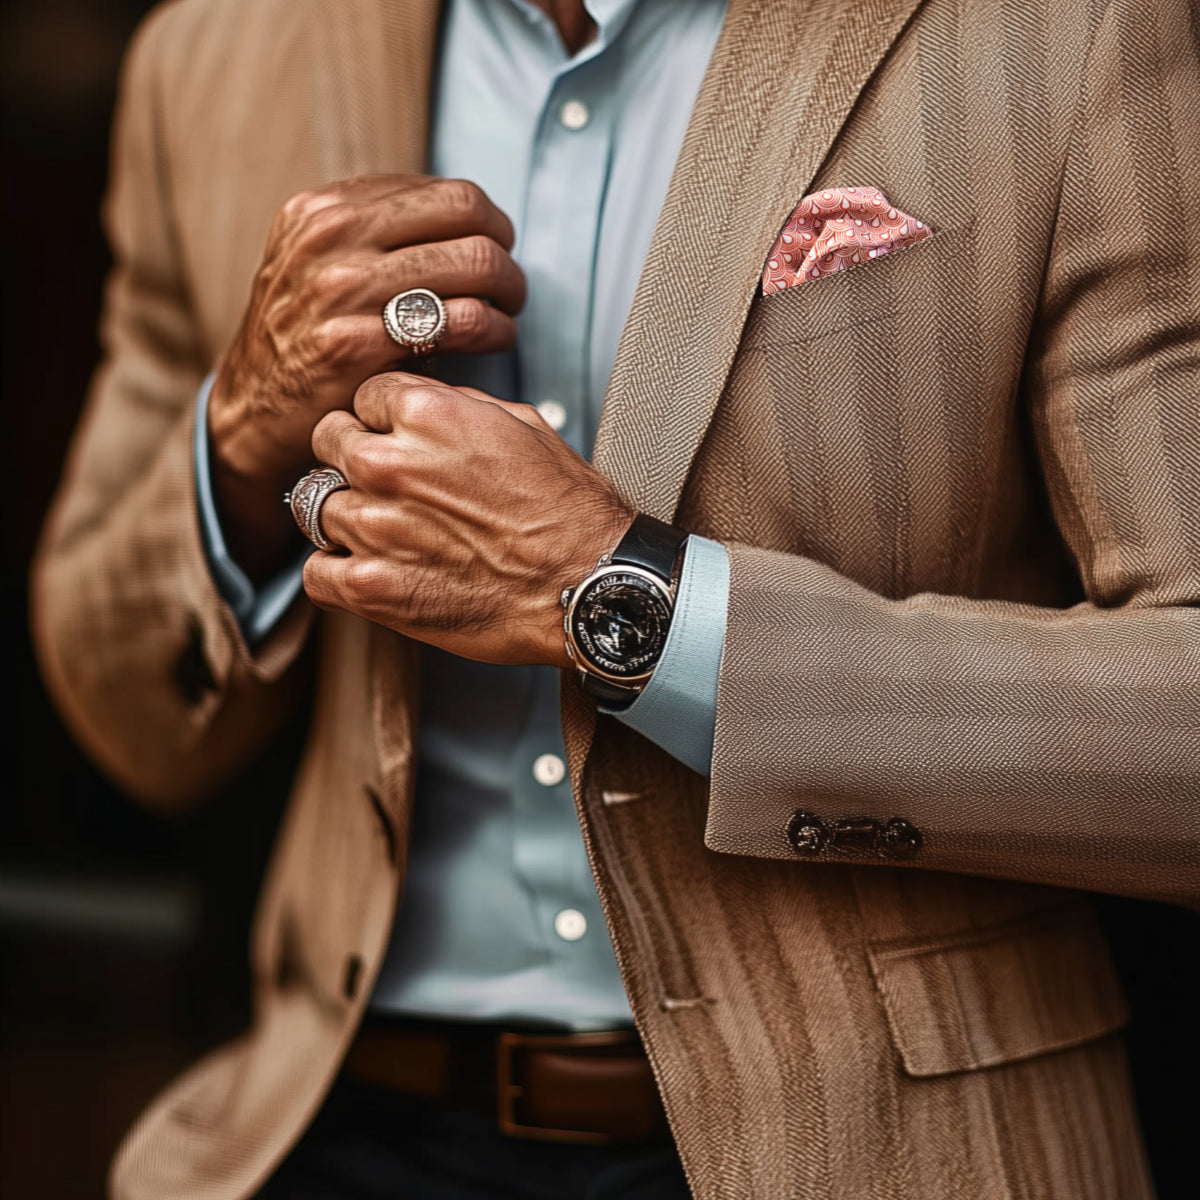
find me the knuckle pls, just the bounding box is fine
[310,410,344,454]
[314,261,363,304]
[311,409,338,439]
[354,372,395,410]
[354,502,393,544]
[462,234,502,278]
[439,177,488,222]
[280,187,321,224]
[439,177,489,226]
[297,202,357,251]
[346,557,389,604]
[396,383,450,424]
[452,298,491,344]
[309,318,355,367]
[338,318,379,364]
[349,438,394,480]
[301,552,326,596]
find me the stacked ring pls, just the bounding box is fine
[285,466,349,551]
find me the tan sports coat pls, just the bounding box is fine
[31,0,1200,1196]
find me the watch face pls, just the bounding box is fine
[570,570,673,681]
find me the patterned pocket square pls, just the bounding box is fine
[762,186,932,295]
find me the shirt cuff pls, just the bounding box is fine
[193,373,309,646]
[608,535,729,777]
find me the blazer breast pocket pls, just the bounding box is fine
[740,222,973,352]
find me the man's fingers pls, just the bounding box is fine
[458,389,555,433]
[303,543,412,625]
[362,177,516,252]
[349,375,544,437]
[311,409,376,474]
[376,237,527,316]
[283,177,515,264]
[328,298,516,381]
[368,297,518,363]
[301,548,348,612]
[347,375,556,440]
[369,297,518,362]
[274,174,421,237]
[436,297,519,355]
[352,372,463,433]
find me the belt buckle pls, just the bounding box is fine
[496,1030,635,1145]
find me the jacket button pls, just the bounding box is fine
[879,817,923,860]
[787,811,830,855]
[174,619,216,704]
[343,954,363,1000]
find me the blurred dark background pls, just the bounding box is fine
[1,3,301,1195]
[0,2,1197,1198]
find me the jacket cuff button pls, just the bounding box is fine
[787,810,830,855]
[879,817,923,860]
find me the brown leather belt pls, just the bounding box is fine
[342,1016,669,1145]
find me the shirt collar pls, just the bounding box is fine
[503,0,641,61]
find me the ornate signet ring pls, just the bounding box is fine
[382,287,447,357]
[284,466,349,551]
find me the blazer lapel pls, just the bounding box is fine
[592,0,928,519]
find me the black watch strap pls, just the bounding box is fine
[611,513,687,580]
[578,514,688,711]
[581,675,645,709]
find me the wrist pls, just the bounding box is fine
[537,507,633,670]
[208,373,308,491]
[207,378,309,582]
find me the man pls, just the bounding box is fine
[31,0,1200,1196]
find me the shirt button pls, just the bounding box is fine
[533,753,566,787]
[554,908,588,941]
[536,400,567,431]
[559,100,590,131]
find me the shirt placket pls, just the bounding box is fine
[516,58,613,457]
[510,53,620,978]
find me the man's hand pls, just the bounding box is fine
[207,175,525,579]
[302,373,635,667]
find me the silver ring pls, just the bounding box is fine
[382,287,447,357]
[284,467,349,551]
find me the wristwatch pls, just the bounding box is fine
[560,514,688,709]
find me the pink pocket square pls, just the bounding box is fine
[762,187,932,295]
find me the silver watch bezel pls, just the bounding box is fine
[561,563,676,687]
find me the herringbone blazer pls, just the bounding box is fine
[31,0,1200,1196]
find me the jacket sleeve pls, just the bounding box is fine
[30,11,313,812]
[704,0,1200,906]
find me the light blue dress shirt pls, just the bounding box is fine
[195,0,730,1028]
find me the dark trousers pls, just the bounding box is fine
[254,1077,693,1200]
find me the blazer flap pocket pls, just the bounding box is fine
[867,903,1129,1078]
